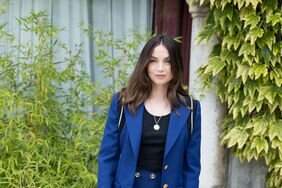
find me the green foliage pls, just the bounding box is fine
[80,22,151,122]
[0,10,98,187]
[0,8,149,187]
[197,0,282,187]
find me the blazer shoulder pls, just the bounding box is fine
[179,95,200,108]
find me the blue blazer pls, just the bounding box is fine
[98,93,201,188]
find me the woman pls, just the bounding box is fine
[98,34,201,188]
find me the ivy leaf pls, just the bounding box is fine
[235,0,246,10]
[243,95,256,113]
[229,9,242,32]
[204,56,226,76]
[248,64,268,80]
[269,120,282,141]
[245,0,262,9]
[209,0,216,6]
[236,64,250,83]
[266,13,282,26]
[243,80,258,97]
[268,99,280,113]
[259,47,272,63]
[222,4,233,21]
[199,0,208,6]
[209,44,222,57]
[246,116,268,135]
[257,31,276,50]
[230,99,244,119]
[245,28,264,45]
[262,0,278,12]
[197,23,217,43]
[243,144,258,162]
[240,7,260,29]
[270,69,282,87]
[251,137,269,154]
[271,139,282,152]
[222,35,241,50]
[273,42,281,56]
[222,126,249,149]
[257,86,277,104]
[227,77,242,93]
[239,43,256,59]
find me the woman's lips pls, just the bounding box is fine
[155,75,166,79]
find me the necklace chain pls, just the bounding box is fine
[149,99,168,130]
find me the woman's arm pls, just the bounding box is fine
[184,100,201,188]
[98,93,120,188]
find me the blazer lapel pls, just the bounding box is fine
[164,104,190,157]
[124,104,144,157]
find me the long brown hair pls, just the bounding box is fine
[120,34,188,113]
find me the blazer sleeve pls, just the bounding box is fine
[98,93,120,188]
[184,100,201,188]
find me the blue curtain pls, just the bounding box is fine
[1,0,153,82]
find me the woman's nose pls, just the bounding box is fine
[157,62,164,71]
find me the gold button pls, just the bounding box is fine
[164,165,168,170]
[135,172,140,178]
[163,184,168,188]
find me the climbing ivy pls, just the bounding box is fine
[193,0,282,187]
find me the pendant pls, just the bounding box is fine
[153,124,160,130]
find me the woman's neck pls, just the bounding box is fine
[145,85,171,116]
[149,85,168,101]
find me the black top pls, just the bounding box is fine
[137,107,170,171]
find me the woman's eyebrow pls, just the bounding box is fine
[150,56,158,59]
[150,56,170,59]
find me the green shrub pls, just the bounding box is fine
[193,0,282,187]
[0,8,149,187]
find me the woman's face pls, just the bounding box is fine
[147,44,173,88]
